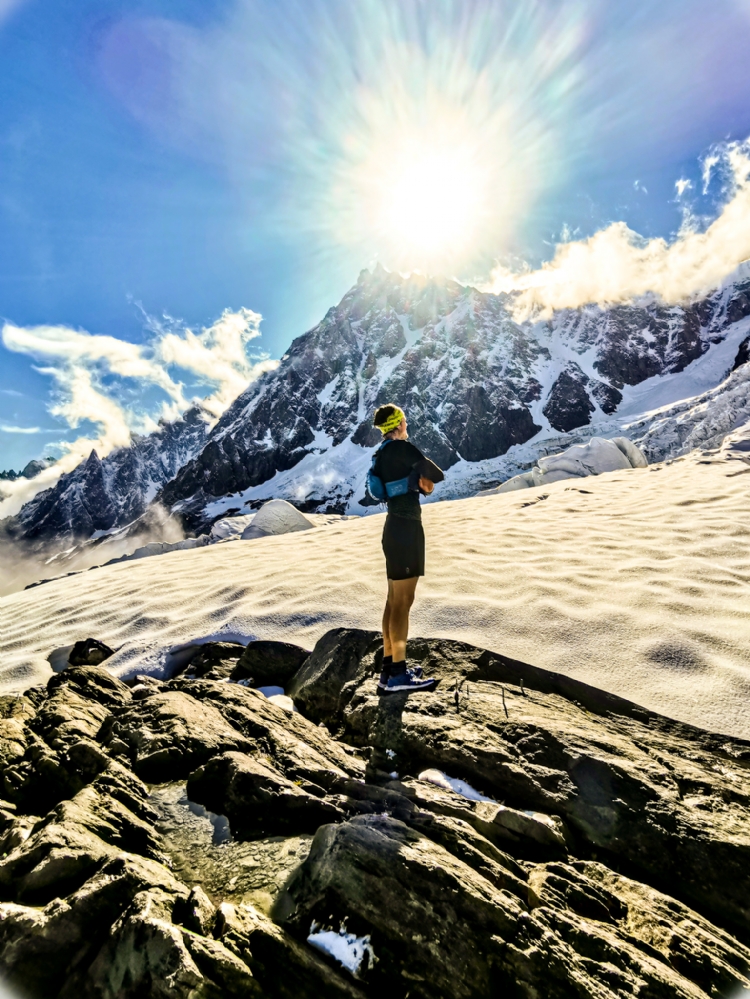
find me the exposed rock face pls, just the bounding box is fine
[1,631,750,997]
[733,333,750,371]
[542,362,596,432]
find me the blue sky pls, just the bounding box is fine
[2,0,750,471]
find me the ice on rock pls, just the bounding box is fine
[307,923,376,976]
[254,685,297,712]
[418,768,496,803]
[240,499,314,540]
[486,436,647,494]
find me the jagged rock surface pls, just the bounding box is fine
[1,630,749,997]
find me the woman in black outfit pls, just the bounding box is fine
[371,403,444,694]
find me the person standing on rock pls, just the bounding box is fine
[369,403,444,695]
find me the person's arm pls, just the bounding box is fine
[407,450,444,495]
[414,456,444,484]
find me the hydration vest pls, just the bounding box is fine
[366,439,411,502]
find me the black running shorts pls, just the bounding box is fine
[382,514,425,580]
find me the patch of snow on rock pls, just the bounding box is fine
[418,768,495,803]
[307,923,376,976]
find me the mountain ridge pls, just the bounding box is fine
[6,264,750,546]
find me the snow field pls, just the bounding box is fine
[1,453,750,739]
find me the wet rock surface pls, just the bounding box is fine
[1,628,750,997]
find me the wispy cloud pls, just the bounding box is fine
[486,138,750,314]
[0,308,277,517]
[0,424,41,434]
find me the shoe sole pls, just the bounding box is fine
[377,679,440,696]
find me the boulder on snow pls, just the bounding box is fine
[233,640,310,687]
[67,639,115,668]
[484,436,648,494]
[240,499,314,540]
[180,642,246,680]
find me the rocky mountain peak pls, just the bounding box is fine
[8,268,750,545]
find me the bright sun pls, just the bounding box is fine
[374,147,486,266]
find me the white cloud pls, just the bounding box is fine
[675,177,693,197]
[0,308,277,518]
[486,138,750,314]
[0,424,41,434]
[151,308,278,417]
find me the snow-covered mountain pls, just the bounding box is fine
[7,264,750,545]
[159,264,750,529]
[3,405,210,548]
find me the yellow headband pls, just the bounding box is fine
[376,407,404,435]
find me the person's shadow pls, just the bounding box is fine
[366,691,409,782]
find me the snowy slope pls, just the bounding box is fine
[2,450,750,742]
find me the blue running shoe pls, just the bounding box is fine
[378,670,440,695]
[377,664,423,692]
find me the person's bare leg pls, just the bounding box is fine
[382,579,394,658]
[386,576,419,665]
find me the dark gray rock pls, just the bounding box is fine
[543,363,595,432]
[1,626,750,998]
[286,628,381,727]
[234,640,310,687]
[311,629,750,940]
[180,641,245,680]
[101,690,254,782]
[188,751,345,837]
[733,333,750,371]
[67,639,115,668]
[279,813,749,999]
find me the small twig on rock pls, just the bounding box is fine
[520,678,526,697]
[501,686,509,719]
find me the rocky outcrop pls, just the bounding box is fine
[733,333,750,371]
[1,632,749,997]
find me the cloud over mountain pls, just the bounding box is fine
[0,308,277,518]
[488,138,750,313]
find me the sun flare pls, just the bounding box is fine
[374,146,485,263]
